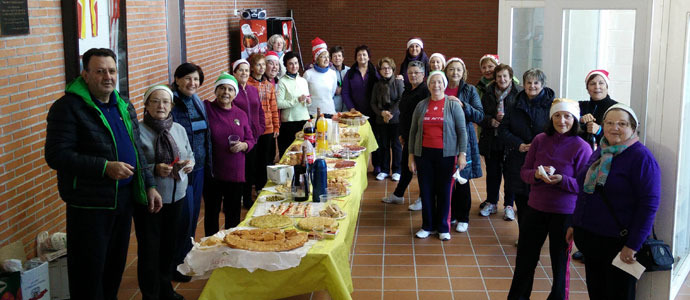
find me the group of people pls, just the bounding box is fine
[44,33,660,300]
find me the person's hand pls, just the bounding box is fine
[408,155,416,173]
[335,86,342,95]
[273,131,280,138]
[497,112,504,122]
[179,160,194,174]
[382,110,392,123]
[399,136,405,146]
[106,161,135,180]
[535,169,551,183]
[490,118,500,128]
[396,74,404,81]
[586,122,600,134]
[147,187,163,213]
[581,113,595,124]
[305,95,312,104]
[545,174,562,185]
[620,246,637,264]
[565,227,574,244]
[447,96,463,107]
[298,95,307,104]
[230,142,248,153]
[155,163,173,177]
[457,153,467,170]
[519,143,531,152]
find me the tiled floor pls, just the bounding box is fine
[117,159,690,300]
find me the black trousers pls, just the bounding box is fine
[374,123,402,174]
[278,120,307,156]
[574,227,637,300]
[416,148,455,233]
[243,144,258,209]
[204,177,243,236]
[393,143,416,197]
[485,149,514,207]
[514,193,529,225]
[66,185,132,300]
[133,198,183,300]
[254,133,276,191]
[508,206,571,300]
[451,180,472,223]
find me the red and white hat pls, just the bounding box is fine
[479,54,499,67]
[429,53,447,70]
[446,57,466,70]
[585,69,610,87]
[265,51,280,63]
[407,37,424,49]
[232,59,249,72]
[311,37,328,61]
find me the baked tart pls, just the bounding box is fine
[224,228,308,252]
[249,214,293,229]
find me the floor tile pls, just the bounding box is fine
[383,277,416,290]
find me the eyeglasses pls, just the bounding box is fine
[604,121,630,128]
[380,67,392,71]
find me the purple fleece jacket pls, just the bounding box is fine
[233,84,265,144]
[520,132,592,214]
[573,141,661,251]
[205,100,255,182]
[341,65,378,117]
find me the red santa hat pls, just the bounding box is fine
[479,54,499,67]
[585,69,610,87]
[311,37,328,61]
[407,37,424,49]
[265,51,280,63]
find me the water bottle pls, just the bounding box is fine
[311,158,328,202]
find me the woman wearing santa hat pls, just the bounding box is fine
[398,37,430,87]
[304,37,338,116]
[508,98,592,300]
[264,51,282,86]
[232,59,266,209]
[428,53,446,72]
[267,34,287,78]
[476,54,500,99]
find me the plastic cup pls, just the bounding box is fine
[228,135,240,146]
[319,194,332,204]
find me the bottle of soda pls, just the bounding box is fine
[303,118,316,145]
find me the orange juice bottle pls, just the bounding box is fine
[316,113,328,152]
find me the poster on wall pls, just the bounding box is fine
[61,0,129,98]
[240,19,267,59]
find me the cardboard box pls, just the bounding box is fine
[48,257,68,300]
[21,261,50,300]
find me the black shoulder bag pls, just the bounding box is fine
[596,185,673,272]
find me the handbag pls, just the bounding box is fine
[596,185,674,272]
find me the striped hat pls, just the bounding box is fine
[585,69,610,87]
[311,37,328,61]
[214,72,238,92]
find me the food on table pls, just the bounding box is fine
[337,109,367,125]
[340,109,363,118]
[287,143,302,152]
[279,152,303,166]
[297,216,338,231]
[224,228,308,252]
[294,131,304,139]
[334,160,356,169]
[339,128,361,142]
[267,202,314,218]
[319,203,345,219]
[307,230,323,240]
[260,194,287,202]
[327,178,349,196]
[249,214,293,229]
[275,184,290,194]
[200,236,224,247]
[327,168,354,179]
[342,144,366,152]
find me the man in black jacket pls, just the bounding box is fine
[45,48,162,300]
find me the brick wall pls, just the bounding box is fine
[286,0,499,84]
[0,0,287,256]
[184,0,289,101]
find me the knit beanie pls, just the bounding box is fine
[429,53,447,70]
[265,51,280,63]
[407,37,424,49]
[549,98,580,121]
[446,57,466,72]
[479,54,499,67]
[232,59,249,72]
[604,103,639,128]
[144,84,174,102]
[427,70,448,87]
[311,37,328,61]
[214,72,238,92]
[585,69,610,87]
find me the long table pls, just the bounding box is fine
[199,121,378,300]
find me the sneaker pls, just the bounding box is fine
[479,200,489,209]
[382,193,404,204]
[455,222,469,233]
[572,251,584,260]
[479,203,497,216]
[415,229,436,239]
[376,172,389,180]
[439,232,451,241]
[408,198,422,211]
[391,173,401,181]
[503,206,515,221]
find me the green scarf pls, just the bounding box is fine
[583,135,639,193]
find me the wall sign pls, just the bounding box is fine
[0,0,30,36]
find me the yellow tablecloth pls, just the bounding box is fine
[199,121,378,300]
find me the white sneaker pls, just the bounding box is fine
[503,206,515,221]
[439,232,451,241]
[376,172,389,180]
[415,229,436,239]
[455,222,469,233]
[381,193,404,204]
[391,173,401,181]
[479,203,497,217]
[408,198,422,211]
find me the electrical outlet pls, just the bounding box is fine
[234,9,239,16]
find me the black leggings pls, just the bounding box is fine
[278,120,307,156]
[204,178,242,236]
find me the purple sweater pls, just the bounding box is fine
[205,100,255,182]
[233,84,265,144]
[573,142,660,251]
[341,65,378,117]
[520,132,592,214]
